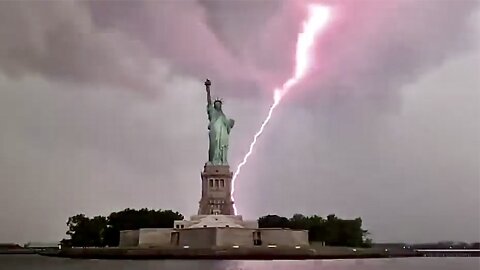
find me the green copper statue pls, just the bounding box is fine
[205,79,235,165]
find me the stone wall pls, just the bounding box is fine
[138,228,172,247]
[259,229,309,247]
[118,227,309,249]
[177,228,216,248]
[174,215,258,229]
[119,230,139,247]
[216,228,255,247]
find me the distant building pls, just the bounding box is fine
[0,243,23,250]
[24,242,60,251]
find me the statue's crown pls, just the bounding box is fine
[214,97,223,104]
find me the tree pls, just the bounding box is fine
[362,237,373,248]
[257,213,371,247]
[104,208,183,246]
[289,214,308,230]
[63,214,107,247]
[63,208,184,247]
[258,215,290,228]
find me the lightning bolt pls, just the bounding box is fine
[231,4,332,214]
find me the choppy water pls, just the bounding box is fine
[0,255,479,270]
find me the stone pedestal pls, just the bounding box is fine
[198,163,235,215]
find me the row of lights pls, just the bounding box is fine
[351,248,389,252]
[182,245,302,249]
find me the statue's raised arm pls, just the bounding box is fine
[205,79,212,106]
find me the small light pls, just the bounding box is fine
[183,245,190,249]
[352,248,357,252]
[268,244,277,248]
[232,245,239,249]
[295,246,301,249]
[385,249,388,252]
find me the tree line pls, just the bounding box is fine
[62,209,371,247]
[258,214,371,247]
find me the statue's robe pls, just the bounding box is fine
[207,104,234,165]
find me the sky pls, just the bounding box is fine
[0,0,478,244]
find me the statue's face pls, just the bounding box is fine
[214,101,222,110]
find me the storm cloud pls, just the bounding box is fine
[1,0,476,97]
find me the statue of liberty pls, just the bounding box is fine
[204,79,235,165]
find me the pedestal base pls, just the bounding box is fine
[198,164,235,215]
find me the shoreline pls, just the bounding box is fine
[38,246,420,260]
[0,250,37,255]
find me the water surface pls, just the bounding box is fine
[1,255,479,270]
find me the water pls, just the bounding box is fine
[0,255,479,270]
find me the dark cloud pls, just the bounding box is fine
[0,0,477,98]
[0,1,159,92]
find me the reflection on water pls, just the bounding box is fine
[0,255,479,270]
